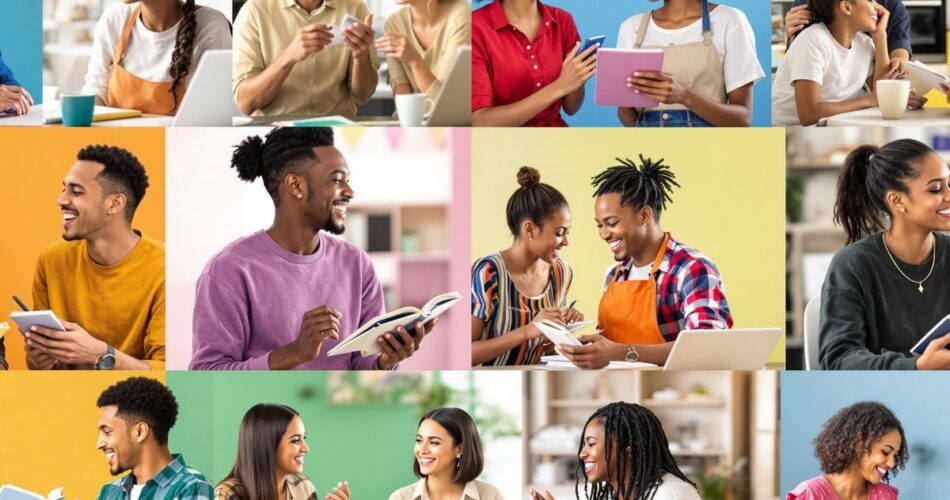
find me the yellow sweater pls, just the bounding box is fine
[32,233,165,369]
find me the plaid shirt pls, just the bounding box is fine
[97,454,213,500]
[604,234,733,341]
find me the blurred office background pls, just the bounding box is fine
[783,371,950,499]
[169,370,523,498]
[523,371,779,500]
[784,126,950,369]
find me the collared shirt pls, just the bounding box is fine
[97,454,213,500]
[472,0,579,127]
[0,53,20,86]
[603,234,733,341]
[792,0,911,56]
[233,0,380,117]
[215,474,317,500]
[388,478,503,500]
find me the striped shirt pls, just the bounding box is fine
[603,235,733,341]
[472,253,572,365]
[97,454,213,500]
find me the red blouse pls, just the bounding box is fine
[472,1,580,127]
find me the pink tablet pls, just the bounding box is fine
[595,48,665,108]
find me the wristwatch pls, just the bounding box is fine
[96,345,116,370]
[624,345,639,363]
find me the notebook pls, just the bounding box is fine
[535,319,593,347]
[905,60,950,96]
[43,103,142,124]
[272,116,357,127]
[910,314,950,355]
[595,48,665,108]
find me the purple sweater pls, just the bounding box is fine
[190,230,384,370]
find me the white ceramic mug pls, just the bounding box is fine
[876,79,911,120]
[395,93,430,127]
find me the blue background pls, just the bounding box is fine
[473,0,772,127]
[782,372,950,500]
[0,0,43,104]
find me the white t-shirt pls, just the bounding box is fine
[653,473,702,500]
[129,484,144,500]
[616,5,765,94]
[771,23,875,126]
[83,2,232,105]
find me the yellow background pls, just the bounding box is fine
[471,129,786,363]
[0,128,165,370]
[0,372,165,497]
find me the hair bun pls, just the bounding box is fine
[516,166,541,188]
[231,135,266,182]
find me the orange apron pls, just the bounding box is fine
[107,5,185,116]
[597,233,669,345]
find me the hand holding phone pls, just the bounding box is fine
[576,35,606,58]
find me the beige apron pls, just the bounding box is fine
[633,0,726,112]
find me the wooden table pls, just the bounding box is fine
[824,107,950,127]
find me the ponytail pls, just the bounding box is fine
[834,139,931,244]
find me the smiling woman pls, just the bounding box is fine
[787,401,907,500]
[215,403,350,500]
[389,407,503,500]
[471,166,583,366]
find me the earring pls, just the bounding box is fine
[456,455,461,468]
[296,193,303,199]
[901,208,906,214]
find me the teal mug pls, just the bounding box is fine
[60,93,96,127]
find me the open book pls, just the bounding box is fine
[905,60,950,95]
[535,319,593,347]
[541,354,657,370]
[910,314,950,355]
[0,485,63,500]
[327,292,462,356]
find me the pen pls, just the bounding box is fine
[12,295,29,312]
[568,300,576,310]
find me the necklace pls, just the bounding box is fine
[882,232,936,293]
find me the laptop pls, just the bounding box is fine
[663,328,782,371]
[171,49,232,127]
[425,46,471,126]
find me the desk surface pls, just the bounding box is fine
[826,107,950,127]
[242,115,399,127]
[0,105,43,126]
[475,362,786,371]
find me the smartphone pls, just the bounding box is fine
[576,35,606,58]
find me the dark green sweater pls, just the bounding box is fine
[819,232,950,370]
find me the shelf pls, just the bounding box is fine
[549,399,615,408]
[642,398,725,408]
[785,223,844,235]
[529,448,725,458]
[786,162,842,171]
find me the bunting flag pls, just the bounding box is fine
[428,129,447,149]
[340,127,367,149]
[384,128,404,150]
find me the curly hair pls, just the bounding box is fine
[231,127,335,205]
[576,402,695,500]
[168,0,197,113]
[591,156,680,222]
[97,377,179,446]
[77,144,149,221]
[813,401,909,481]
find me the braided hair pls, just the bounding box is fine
[576,402,695,500]
[168,0,197,112]
[834,139,932,244]
[231,127,335,204]
[591,156,680,222]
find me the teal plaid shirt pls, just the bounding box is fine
[97,454,213,500]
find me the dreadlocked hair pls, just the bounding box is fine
[575,402,695,500]
[168,0,197,112]
[591,156,680,222]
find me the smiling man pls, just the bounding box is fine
[23,145,164,370]
[190,127,434,370]
[559,156,733,369]
[96,377,212,500]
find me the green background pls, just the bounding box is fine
[167,372,427,498]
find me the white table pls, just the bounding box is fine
[825,107,950,126]
[0,105,43,126]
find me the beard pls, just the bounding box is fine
[322,214,345,235]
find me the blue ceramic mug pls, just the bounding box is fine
[60,93,95,127]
